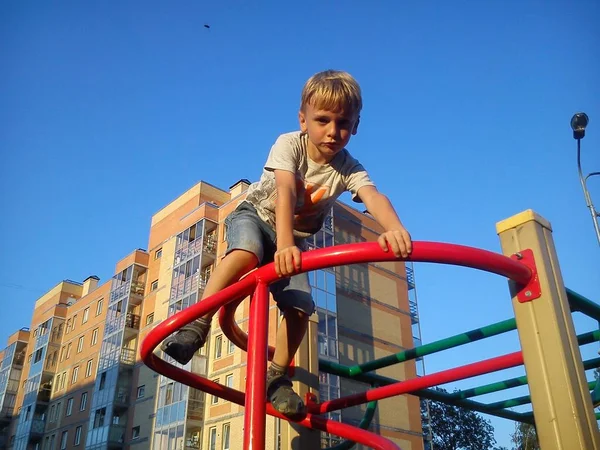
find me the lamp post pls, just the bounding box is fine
[570,112,600,246]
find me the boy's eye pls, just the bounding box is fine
[316,117,329,124]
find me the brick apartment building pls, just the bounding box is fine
[0,179,426,450]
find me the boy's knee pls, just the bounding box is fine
[228,249,259,271]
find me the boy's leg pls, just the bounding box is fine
[272,309,309,368]
[161,202,265,365]
[267,271,314,420]
[161,249,258,364]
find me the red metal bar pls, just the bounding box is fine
[244,282,270,450]
[218,241,532,367]
[142,241,533,450]
[315,351,524,414]
[140,353,400,448]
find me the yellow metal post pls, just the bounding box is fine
[496,209,600,449]
[280,311,320,450]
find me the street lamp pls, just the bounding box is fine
[570,112,600,246]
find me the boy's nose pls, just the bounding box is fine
[327,124,338,137]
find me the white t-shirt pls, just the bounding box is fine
[244,131,375,237]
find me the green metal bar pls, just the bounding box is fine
[348,318,517,376]
[417,386,535,424]
[323,400,378,450]
[448,375,528,400]
[486,381,597,411]
[567,288,600,322]
[575,329,600,346]
[447,356,600,400]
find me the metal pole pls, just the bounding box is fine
[571,112,600,246]
[244,281,270,450]
[576,139,600,245]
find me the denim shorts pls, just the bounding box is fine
[224,201,315,316]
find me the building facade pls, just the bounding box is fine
[1,179,426,450]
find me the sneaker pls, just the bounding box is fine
[160,318,211,365]
[266,371,306,421]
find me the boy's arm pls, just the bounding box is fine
[357,185,413,258]
[273,169,302,277]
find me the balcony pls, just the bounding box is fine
[0,406,12,424]
[30,417,45,437]
[186,398,205,423]
[14,351,26,366]
[203,236,217,255]
[125,313,140,330]
[409,300,419,324]
[129,282,145,306]
[120,348,136,366]
[124,313,141,342]
[107,424,126,447]
[114,386,130,411]
[406,265,415,289]
[35,332,50,349]
[37,385,52,404]
[191,355,207,376]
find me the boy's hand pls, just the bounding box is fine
[274,245,302,277]
[378,228,412,258]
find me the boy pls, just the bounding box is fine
[161,69,412,420]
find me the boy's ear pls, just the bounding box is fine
[298,110,308,133]
[352,116,360,135]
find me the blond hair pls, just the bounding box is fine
[300,70,362,116]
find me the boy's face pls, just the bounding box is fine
[298,103,359,163]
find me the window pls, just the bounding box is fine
[209,427,217,450]
[80,392,88,411]
[214,335,222,359]
[225,374,233,389]
[49,404,56,422]
[74,426,82,446]
[60,431,68,450]
[137,385,145,399]
[211,379,219,404]
[66,343,72,359]
[91,328,99,345]
[33,348,43,363]
[155,248,162,259]
[146,313,154,325]
[99,372,106,390]
[150,280,158,291]
[222,423,231,450]
[60,346,66,362]
[82,307,89,324]
[66,398,73,416]
[71,366,79,384]
[96,299,103,316]
[66,319,72,333]
[228,339,235,354]
[53,374,61,394]
[72,315,77,330]
[85,359,93,377]
[132,426,140,440]
[93,407,106,428]
[77,336,84,353]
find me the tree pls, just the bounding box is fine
[421,388,496,450]
[510,422,539,450]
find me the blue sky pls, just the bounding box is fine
[1,1,598,448]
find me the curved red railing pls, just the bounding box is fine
[141,241,533,450]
